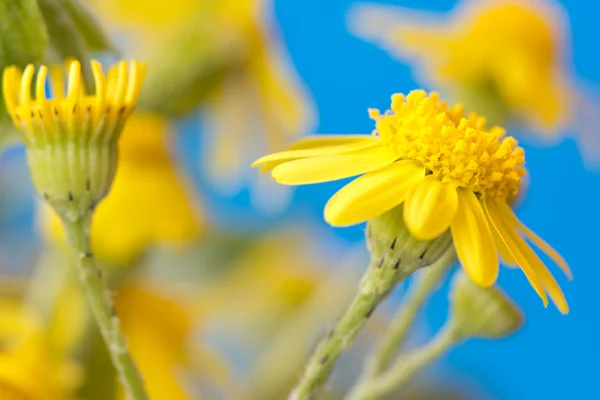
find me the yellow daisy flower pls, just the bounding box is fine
[115,282,198,400]
[348,0,593,149]
[38,113,204,265]
[253,90,572,313]
[92,0,314,193]
[0,300,79,400]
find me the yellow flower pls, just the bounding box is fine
[115,282,196,400]
[349,0,573,134]
[2,59,146,217]
[254,90,572,313]
[38,113,204,265]
[92,0,314,192]
[198,229,346,330]
[0,300,79,400]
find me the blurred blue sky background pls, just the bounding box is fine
[183,1,600,398]
[1,0,597,399]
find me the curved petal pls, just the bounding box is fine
[491,226,518,267]
[289,135,375,150]
[510,213,573,280]
[324,160,425,226]
[403,175,458,240]
[483,200,549,307]
[251,137,379,167]
[272,146,398,185]
[450,190,498,288]
[494,201,568,314]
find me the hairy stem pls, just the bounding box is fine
[363,247,456,377]
[62,214,149,400]
[289,255,419,400]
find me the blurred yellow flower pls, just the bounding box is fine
[349,0,597,155]
[115,282,197,400]
[92,0,314,197]
[39,113,204,265]
[254,90,572,313]
[197,228,357,338]
[0,300,79,400]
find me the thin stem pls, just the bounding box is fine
[346,325,458,400]
[289,256,419,400]
[62,214,149,400]
[364,248,456,376]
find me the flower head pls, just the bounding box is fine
[2,60,146,218]
[38,113,204,265]
[254,90,572,313]
[349,0,572,133]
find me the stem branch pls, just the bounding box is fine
[289,256,418,400]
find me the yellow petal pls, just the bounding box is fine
[494,202,568,314]
[251,137,379,167]
[510,214,573,280]
[450,190,498,287]
[289,135,374,150]
[403,175,458,240]
[491,225,518,267]
[271,146,398,185]
[324,160,425,226]
[483,200,549,307]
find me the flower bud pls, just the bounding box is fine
[450,270,524,340]
[2,60,145,221]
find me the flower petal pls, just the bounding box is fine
[272,145,398,185]
[493,201,568,314]
[483,200,549,307]
[450,190,498,287]
[289,135,375,150]
[491,225,518,267]
[251,136,379,168]
[403,175,458,240]
[510,213,573,280]
[324,160,425,226]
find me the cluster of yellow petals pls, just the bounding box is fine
[370,91,526,199]
[2,60,146,144]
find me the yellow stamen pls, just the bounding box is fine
[370,90,526,199]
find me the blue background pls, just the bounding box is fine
[1,0,596,399]
[186,1,599,399]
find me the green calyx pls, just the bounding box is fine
[27,138,118,222]
[366,203,454,275]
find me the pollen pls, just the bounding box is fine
[371,90,526,199]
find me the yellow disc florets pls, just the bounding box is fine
[369,90,525,199]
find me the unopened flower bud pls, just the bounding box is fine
[2,60,145,221]
[450,270,524,340]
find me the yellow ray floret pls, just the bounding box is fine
[2,60,146,146]
[253,90,571,313]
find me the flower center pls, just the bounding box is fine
[369,90,525,199]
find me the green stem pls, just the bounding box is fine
[62,214,149,400]
[363,248,456,377]
[346,325,458,400]
[289,256,419,400]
